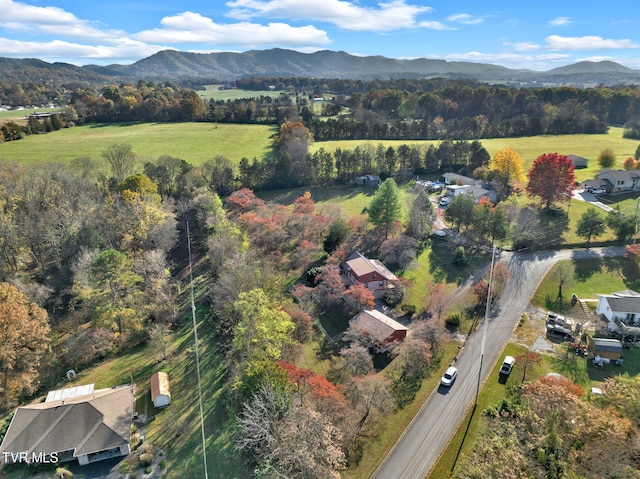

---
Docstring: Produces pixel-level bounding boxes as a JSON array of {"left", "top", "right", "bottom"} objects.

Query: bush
[
  {"left": 138, "top": 443, "right": 155, "bottom": 467},
  {"left": 401, "top": 304, "right": 417, "bottom": 318},
  {"left": 445, "top": 313, "right": 461, "bottom": 329}
]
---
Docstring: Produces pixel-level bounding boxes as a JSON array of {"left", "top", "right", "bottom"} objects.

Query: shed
[
  {"left": 150, "top": 372, "right": 171, "bottom": 408},
  {"left": 588, "top": 337, "right": 623, "bottom": 360},
  {"left": 567, "top": 154, "right": 589, "bottom": 169}
]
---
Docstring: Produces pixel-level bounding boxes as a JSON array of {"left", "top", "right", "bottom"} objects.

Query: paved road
[{"left": 371, "top": 246, "right": 626, "bottom": 479}]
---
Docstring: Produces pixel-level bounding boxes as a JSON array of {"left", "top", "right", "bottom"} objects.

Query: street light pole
[{"left": 475, "top": 243, "right": 496, "bottom": 405}]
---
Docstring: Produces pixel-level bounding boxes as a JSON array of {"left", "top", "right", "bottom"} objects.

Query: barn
[{"left": 150, "top": 372, "right": 171, "bottom": 408}]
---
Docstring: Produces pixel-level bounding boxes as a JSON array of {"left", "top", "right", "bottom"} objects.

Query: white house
[{"left": 596, "top": 290, "right": 640, "bottom": 339}]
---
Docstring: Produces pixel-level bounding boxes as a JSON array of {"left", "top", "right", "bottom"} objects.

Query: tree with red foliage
[
  {"left": 282, "top": 305, "right": 314, "bottom": 343},
  {"left": 225, "top": 187, "right": 266, "bottom": 216},
  {"left": 293, "top": 191, "right": 315, "bottom": 214},
  {"left": 624, "top": 244, "right": 640, "bottom": 275},
  {"left": 342, "top": 283, "right": 375, "bottom": 314},
  {"left": 516, "top": 351, "right": 542, "bottom": 384},
  {"left": 526, "top": 153, "right": 576, "bottom": 210},
  {"left": 314, "top": 264, "right": 347, "bottom": 308}
]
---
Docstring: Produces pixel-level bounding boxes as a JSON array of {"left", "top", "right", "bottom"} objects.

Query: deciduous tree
[
  {"left": 102, "top": 143, "right": 137, "bottom": 182},
  {"left": 0, "top": 282, "right": 51, "bottom": 407},
  {"left": 490, "top": 147, "right": 525, "bottom": 192},
  {"left": 232, "top": 288, "right": 295, "bottom": 362},
  {"left": 598, "top": 148, "right": 616, "bottom": 168},
  {"left": 408, "top": 187, "right": 435, "bottom": 239},
  {"left": 526, "top": 153, "right": 576, "bottom": 210}
]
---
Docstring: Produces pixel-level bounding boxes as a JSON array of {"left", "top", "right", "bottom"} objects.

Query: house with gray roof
[
  {"left": 567, "top": 154, "right": 589, "bottom": 169},
  {"left": 596, "top": 290, "right": 640, "bottom": 340},
  {"left": 592, "top": 169, "right": 640, "bottom": 194},
  {"left": 0, "top": 384, "right": 135, "bottom": 466}
]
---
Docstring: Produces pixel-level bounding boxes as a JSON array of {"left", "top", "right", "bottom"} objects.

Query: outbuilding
[
  {"left": 150, "top": 372, "right": 171, "bottom": 408},
  {"left": 588, "top": 337, "right": 623, "bottom": 361}
]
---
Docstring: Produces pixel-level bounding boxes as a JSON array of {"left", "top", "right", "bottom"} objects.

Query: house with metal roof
[
  {"left": 350, "top": 309, "right": 408, "bottom": 352},
  {"left": 343, "top": 251, "right": 398, "bottom": 298},
  {"left": 0, "top": 384, "right": 135, "bottom": 466}
]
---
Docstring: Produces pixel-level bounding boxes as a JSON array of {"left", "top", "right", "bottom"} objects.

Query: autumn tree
[
  {"left": 102, "top": 143, "right": 137, "bottom": 182},
  {"left": 598, "top": 148, "right": 616, "bottom": 168},
  {"left": 83, "top": 248, "right": 144, "bottom": 335},
  {"left": 343, "top": 283, "right": 375, "bottom": 314},
  {"left": 623, "top": 157, "right": 638, "bottom": 170},
  {"left": 0, "top": 282, "right": 51, "bottom": 408},
  {"left": 576, "top": 207, "right": 606, "bottom": 246},
  {"left": 490, "top": 147, "right": 525, "bottom": 195},
  {"left": 526, "top": 153, "right": 576, "bottom": 210},
  {"left": 424, "top": 280, "right": 449, "bottom": 320},
  {"left": 368, "top": 178, "right": 402, "bottom": 239},
  {"left": 232, "top": 288, "right": 295, "bottom": 362}
]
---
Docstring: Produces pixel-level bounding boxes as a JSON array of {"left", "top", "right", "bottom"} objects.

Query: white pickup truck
[{"left": 499, "top": 356, "right": 515, "bottom": 375}]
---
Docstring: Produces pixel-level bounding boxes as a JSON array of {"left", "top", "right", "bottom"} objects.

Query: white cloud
[
  {"left": 446, "top": 13, "right": 483, "bottom": 25},
  {"left": 442, "top": 51, "right": 570, "bottom": 70},
  {"left": 135, "top": 12, "right": 330, "bottom": 46},
  {"left": 548, "top": 16, "right": 572, "bottom": 27},
  {"left": 225, "top": 0, "right": 437, "bottom": 31},
  {"left": 511, "top": 42, "right": 541, "bottom": 52},
  {"left": 545, "top": 35, "right": 638, "bottom": 50},
  {"left": 0, "top": 37, "right": 163, "bottom": 62}
]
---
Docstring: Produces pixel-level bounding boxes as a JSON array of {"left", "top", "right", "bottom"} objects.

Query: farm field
[
  {"left": 312, "top": 126, "right": 640, "bottom": 183},
  {"left": 0, "top": 122, "right": 276, "bottom": 166},
  {"left": 197, "top": 85, "right": 295, "bottom": 101}
]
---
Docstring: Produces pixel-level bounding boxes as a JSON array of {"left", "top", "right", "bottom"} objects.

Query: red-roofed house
[
  {"left": 344, "top": 252, "right": 398, "bottom": 298},
  {"left": 351, "top": 309, "right": 408, "bottom": 352}
]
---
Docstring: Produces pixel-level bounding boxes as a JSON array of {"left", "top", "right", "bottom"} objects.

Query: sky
[{"left": 1, "top": 0, "right": 639, "bottom": 71}]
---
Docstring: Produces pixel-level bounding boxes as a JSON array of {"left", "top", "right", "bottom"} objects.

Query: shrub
[{"left": 445, "top": 313, "right": 461, "bottom": 329}]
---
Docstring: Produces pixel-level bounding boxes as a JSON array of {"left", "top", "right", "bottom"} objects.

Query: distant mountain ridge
[{"left": 3, "top": 49, "right": 640, "bottom": 86}]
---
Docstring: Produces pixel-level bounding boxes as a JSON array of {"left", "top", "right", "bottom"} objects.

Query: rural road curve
[{"left": 371, "top": 245, "right": 627, "bottom": 479}]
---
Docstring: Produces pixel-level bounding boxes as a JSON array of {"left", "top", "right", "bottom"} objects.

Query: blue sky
[{"left": 1, "top": 0, "right": 639, "bottom": 70}]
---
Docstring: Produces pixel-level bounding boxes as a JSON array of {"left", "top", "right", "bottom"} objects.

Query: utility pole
[
  {"left": 634, "top": 197, "right": 640, "bottom": 246},
  {"left": 475, "top": 243, "right": 497, "bottom": 405}
]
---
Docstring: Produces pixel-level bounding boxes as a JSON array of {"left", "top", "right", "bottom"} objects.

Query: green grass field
[
  {"left": 197, "top": 85, "right": 294, "bottom": 102},
  {"left": 0, "top": 122, "right": 276, "bottom": 166},
  {"left": 311, "top": 126, "right": 640, "bottom": 183}
]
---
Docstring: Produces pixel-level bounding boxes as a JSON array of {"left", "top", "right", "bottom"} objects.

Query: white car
[
  {"left": 441, "top": 366, "right": 458, "bottom": 387},
  {"left": 433, "top": 230, "right": 447, "bottom": 238},
  {"left": 591, "top": 188, "right": 606, "bottom": 195},
  {"left": 499, "top": 356, "right": 515, "bottom": 375},
  {"left": 439, "top": 196, "right": 452, "bottom": 206}
]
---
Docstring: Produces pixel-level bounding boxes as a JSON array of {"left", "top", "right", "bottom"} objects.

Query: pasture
[
  {"left": 197, "top": 85, "right": 294, "bottom": 102},
  {"left": 312, "top": 126, "right": 640, "bottom": 183},
  {"left": 0, "top": 122, "right": 276, "bottom": 166}
]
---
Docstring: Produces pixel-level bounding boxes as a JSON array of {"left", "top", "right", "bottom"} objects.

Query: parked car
[
  {"left": 499, "top": 356, "right": 515, "bottom": 375},
  {"left": 441, "top": 366, "right": 458, "bottom": 387},
  {"left": 587, "top": 187, "right": 606, "bottom": 195},
  {"left": 439, "top": 196, "right": 452, "bottom": 206},
  {"left": 432, "top": 230, "right": 447, "bottom": 238}
]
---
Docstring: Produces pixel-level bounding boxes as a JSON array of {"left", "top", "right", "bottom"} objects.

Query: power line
[{"left": 187, "top": 221, "right": 209, "bottom": 479}]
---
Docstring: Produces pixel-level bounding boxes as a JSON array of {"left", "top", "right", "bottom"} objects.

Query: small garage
[
  {"left": 588, "top": 337, "right": 623, "bottom": 361},
  {"left": 150, "top": 372, "right": 171, "bottom": 408}
]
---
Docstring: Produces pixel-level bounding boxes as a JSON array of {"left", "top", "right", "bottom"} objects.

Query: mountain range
[{"left": 3, "top": 49, "right": 640, "bottom": 87}]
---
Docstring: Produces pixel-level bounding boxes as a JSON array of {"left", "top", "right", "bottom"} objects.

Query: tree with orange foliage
[
  {"left": 343, "top": 283, "right": 375, "bottom": 314},
  {"left": 0, "top": 282, "right": 51, "bottom": 408},
  {"left": 623, "top": 157, "right": 638, "bottom": 170}
]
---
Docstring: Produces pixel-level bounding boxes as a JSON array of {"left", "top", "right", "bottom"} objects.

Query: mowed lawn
[
  {"left": 0, "top": 122, "right": 277, "bottom": 166},
  {"left": 312, "top": 126, "right": 640, "bottom": 183}
]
